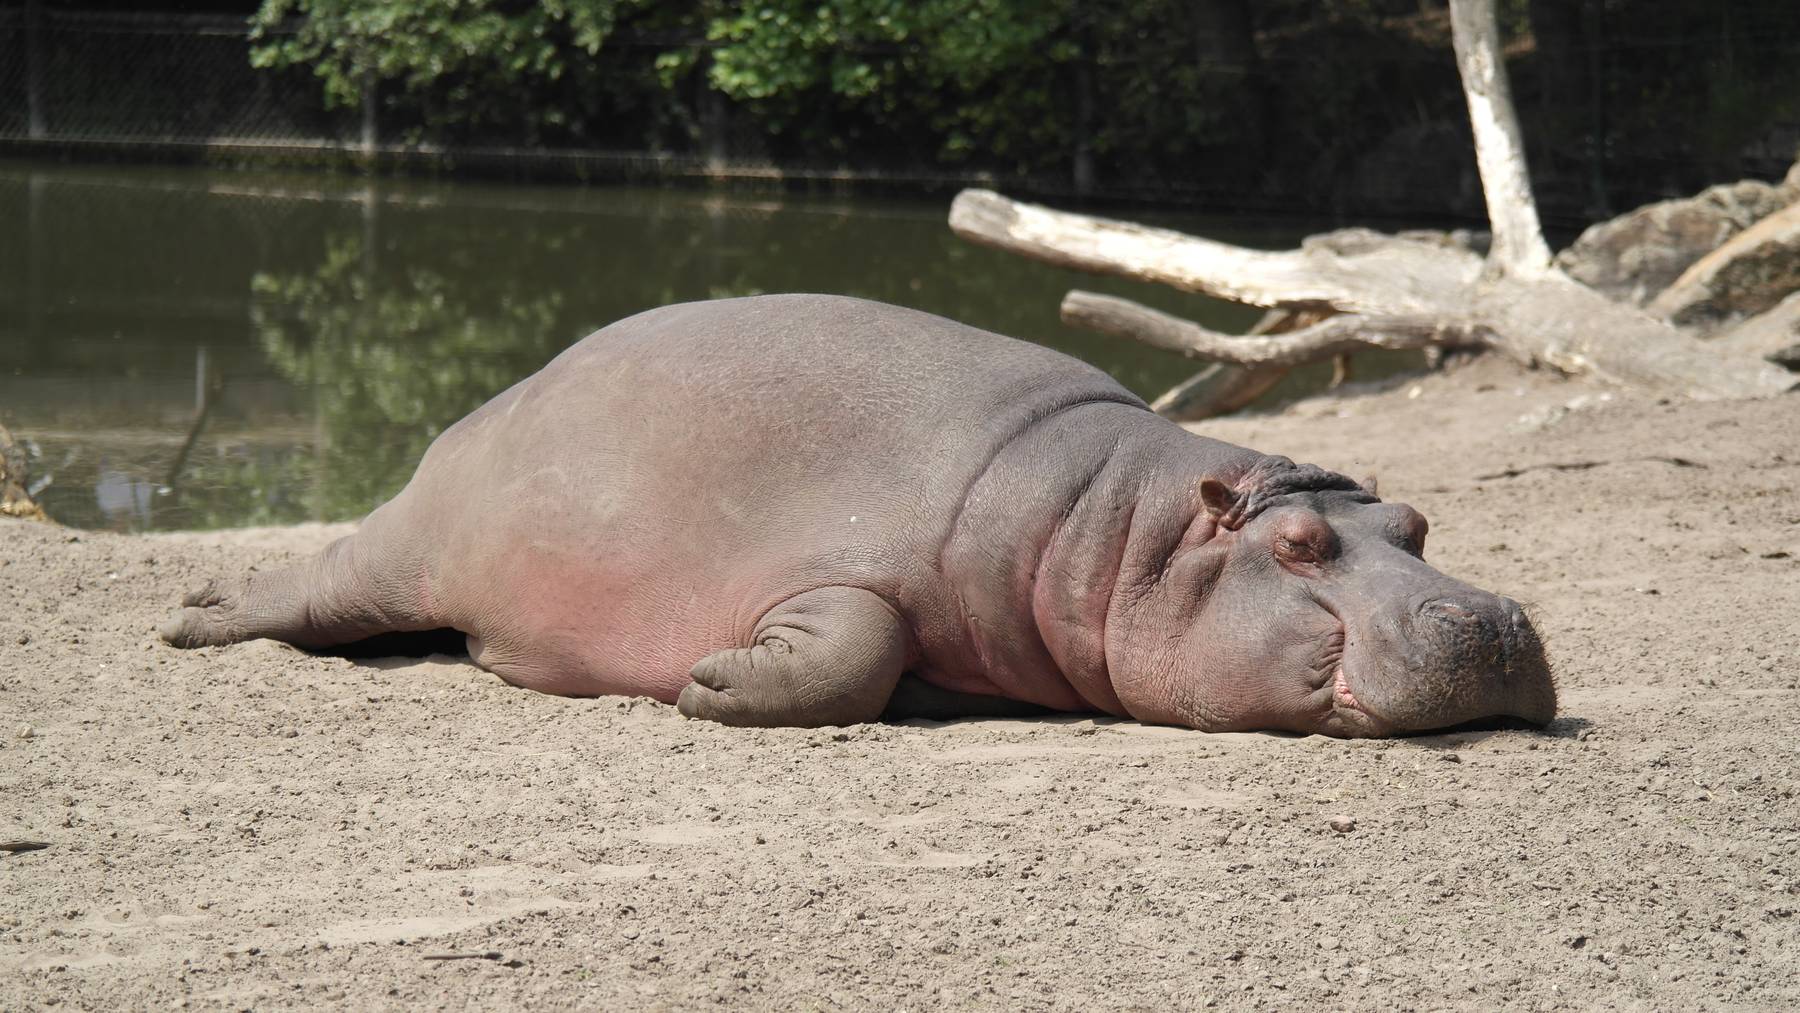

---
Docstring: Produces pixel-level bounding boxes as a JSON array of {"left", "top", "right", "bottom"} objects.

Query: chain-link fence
[
  {"left": 0, "top": 9, "right": 358, "bottom": 150},
  {"left": 0, "top": 7, "right": 983, "bottom": 190}
]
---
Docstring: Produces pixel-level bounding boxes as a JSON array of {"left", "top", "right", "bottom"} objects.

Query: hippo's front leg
[{"left": 677, "top": 586, "right": 909, "bottom": 728}]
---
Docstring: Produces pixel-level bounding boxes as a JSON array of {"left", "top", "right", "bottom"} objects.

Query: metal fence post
[
  {"left": 361, "top": 70, "right": 377, "bottom": 156},
  {"left": 26, "top": 171, "right": 45, "bottom": 344},
  {"left": 25, "top": 0, "right": 46, "bottom": 139}
]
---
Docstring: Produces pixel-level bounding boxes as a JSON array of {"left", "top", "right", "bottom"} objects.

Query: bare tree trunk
[
  {"left": 25, "top": 0, "right": 46, "bottom": 140},
  {"left": 1449, "top": 0, "right": 1552, "bottom": 275}
]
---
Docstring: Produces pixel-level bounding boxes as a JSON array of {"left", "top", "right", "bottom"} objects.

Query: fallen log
[{"left": 953, "top": 190, "right": 1794, "bottom": 401}]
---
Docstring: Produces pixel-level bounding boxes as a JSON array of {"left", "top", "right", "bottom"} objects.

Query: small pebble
[
  {"left": 1328, "top": 816, "right": 1357, "bottom": 834},
  {"left": 15, "top": 725, "right": 33, "bottom": 740}
]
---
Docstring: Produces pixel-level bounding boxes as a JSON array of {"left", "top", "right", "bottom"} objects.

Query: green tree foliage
[
  {"left": 248, "top": 0, "right": 1800, "bottom": 215},
  {"left": 248, "top": 0, "right": 1269, "bottom": 181},
  {"left": 692, "top": 0, "right": 1072, "bottom": 161},
  {"left": 250, "top": 0, "right": 683, "bottom": 142}
]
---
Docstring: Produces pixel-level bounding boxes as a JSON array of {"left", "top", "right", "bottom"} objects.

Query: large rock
[
  {"left": 1556, "top": 168, "right": 1800, "bottom": 305},
  {"left": 1647, "top": 203, "right": 1800, "bottom": 329}
]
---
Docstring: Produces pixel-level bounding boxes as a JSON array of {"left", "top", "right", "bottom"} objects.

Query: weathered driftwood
[
  {"left": 949, "top": 196, "right": 1479, "bottom": 315},
  {"left": 948, "top": 0, "right": 1796, "bottom": 410},
  {"left": 952, "top": 190, "right": 1794, "bottom": 401}
]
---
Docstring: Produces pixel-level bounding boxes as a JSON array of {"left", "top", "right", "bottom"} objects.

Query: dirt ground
[{"left": 3, "top": 356, "right": 1797, "bottom": 1011}]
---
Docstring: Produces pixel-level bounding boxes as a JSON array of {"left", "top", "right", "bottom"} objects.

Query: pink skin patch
[{"left": 1333, "top": 666, "right": 1362, "bottom": 712}]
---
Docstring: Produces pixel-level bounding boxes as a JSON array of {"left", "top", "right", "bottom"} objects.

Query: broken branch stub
[
  {"left": 1061, "top": 291, "right": 1491, "bottom": 367},
  {"left": 1149, "top": 308, "right": 1321, "bottom": 421}
]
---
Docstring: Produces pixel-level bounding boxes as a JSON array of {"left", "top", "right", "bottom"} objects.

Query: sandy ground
[{"left": 3, "top": 356, "right": 1798, "bottom": 1011}]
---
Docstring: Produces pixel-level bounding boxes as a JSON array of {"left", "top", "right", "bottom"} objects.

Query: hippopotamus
[{"left": 160, "top": 294, "right": 1555, "bottom": 736}]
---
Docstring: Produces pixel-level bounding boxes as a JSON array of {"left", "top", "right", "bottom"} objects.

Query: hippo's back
[
  {"left": 412, "top": 294, "right": 1145, "bottom": 698},
  {"left": 550, "top": 293, "right": 1141, "bottom": 460}
]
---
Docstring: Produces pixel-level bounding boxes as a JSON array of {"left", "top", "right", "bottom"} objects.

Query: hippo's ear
[
  {"left": 1199, "top": 478, "right": 1246, "bottom": 530},
  {"left": 1360, "top": 474, "right": 1379, "bottom": 497}
]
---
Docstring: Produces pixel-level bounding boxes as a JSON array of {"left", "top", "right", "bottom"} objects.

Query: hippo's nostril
[{"left": 1419, "top": 598, "right": 1481, "bottom": 624}]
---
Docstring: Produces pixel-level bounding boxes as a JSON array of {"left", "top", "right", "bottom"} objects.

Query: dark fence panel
[{"left": 1, "top": 6, "right": 1797, "bottom": 219}]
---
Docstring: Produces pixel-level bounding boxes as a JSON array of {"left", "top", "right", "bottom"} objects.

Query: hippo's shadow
[
  {"left": 323, "top": 628, "right": 470, "bottom": 660},
  {"left": 311, "top": 631, "right": 1587, "bottom": 743},
  {"left": 1391, "top": 713, "right": 1590, "bottom": 750},
  {"left": 890, "top": 711, "right": 1587, "bottom": 745}
]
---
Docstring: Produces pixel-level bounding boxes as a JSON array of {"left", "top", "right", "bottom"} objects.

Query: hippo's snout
[
  {"left": 1397, "top": 590, "right": 1510, "bottom": 669},
  {"left": 1353, "top": 588, "right": 1556, "bottom": 733}
]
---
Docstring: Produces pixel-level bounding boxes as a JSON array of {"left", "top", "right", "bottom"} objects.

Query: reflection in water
[
  {"left": 251, "top": 233, "right": 570, "bottom": 518},
  {"left": 1, "top": 159, "right": 1412, "bottom": 531},
  {"left": 94, "top": 463, "right": 157, "bottom": 529}
]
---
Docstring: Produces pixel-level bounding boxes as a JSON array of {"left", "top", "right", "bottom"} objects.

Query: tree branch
[
  {"left": 1148, "top": 309, "right": 1315, "bottom": 420},
  {"left": 1449, "top": 0, "right": 1553, "bottom": 274},
  {"left": 949, "top": 189, "right": 1478, "bottom": 315},
  {"left": 1060, "top": 291, "right": 1491, "bottom": 368}
]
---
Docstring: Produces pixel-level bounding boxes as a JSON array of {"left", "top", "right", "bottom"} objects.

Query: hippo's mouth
[
  {"left": 1309, "top": 609, "right": 1392, "bottom": 737},
  {"left": 1324, "top": 659, "right": 1393, "bottom": 737}
]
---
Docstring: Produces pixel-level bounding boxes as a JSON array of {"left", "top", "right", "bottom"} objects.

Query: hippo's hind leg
[
  {"left": 677, "top": 586, "right": 909, "bottom": 728},
  {"left": 160, "top": 508, "right": 432, "bottom": 651}
]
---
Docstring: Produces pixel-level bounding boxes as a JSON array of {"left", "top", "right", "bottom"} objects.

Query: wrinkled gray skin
[{"left": 161, "top": 295, "right": 1555, "bottom": 736}]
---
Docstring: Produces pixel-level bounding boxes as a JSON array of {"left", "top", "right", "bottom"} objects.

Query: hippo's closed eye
[{"left": 1272, "top": 511, "right": 1339, "bottom": 571}]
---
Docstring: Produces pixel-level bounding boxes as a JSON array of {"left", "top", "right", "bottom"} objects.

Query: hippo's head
[{"left": 1113, "top": 459, "right": 1555, "bottom": 737}]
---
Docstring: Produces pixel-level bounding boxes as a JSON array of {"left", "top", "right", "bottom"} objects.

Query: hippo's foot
[
  {"left": 159, "top": 528, "right": 432, "bottom": 652},
  {"left": 677, "top": 586, "right": 908, "bottom": 728},
  {"left": 158, "top": 577, "right": 258, "bottom": 648}
]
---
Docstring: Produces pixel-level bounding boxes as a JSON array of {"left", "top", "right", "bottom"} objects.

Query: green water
[{"left": 0, "top": 159, "right": 1394, "bottom": 532}]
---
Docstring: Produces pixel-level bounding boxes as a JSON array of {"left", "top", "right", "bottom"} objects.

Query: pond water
[{"left": 1, "top": 159, "right": 1417, "bottom": 532}]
